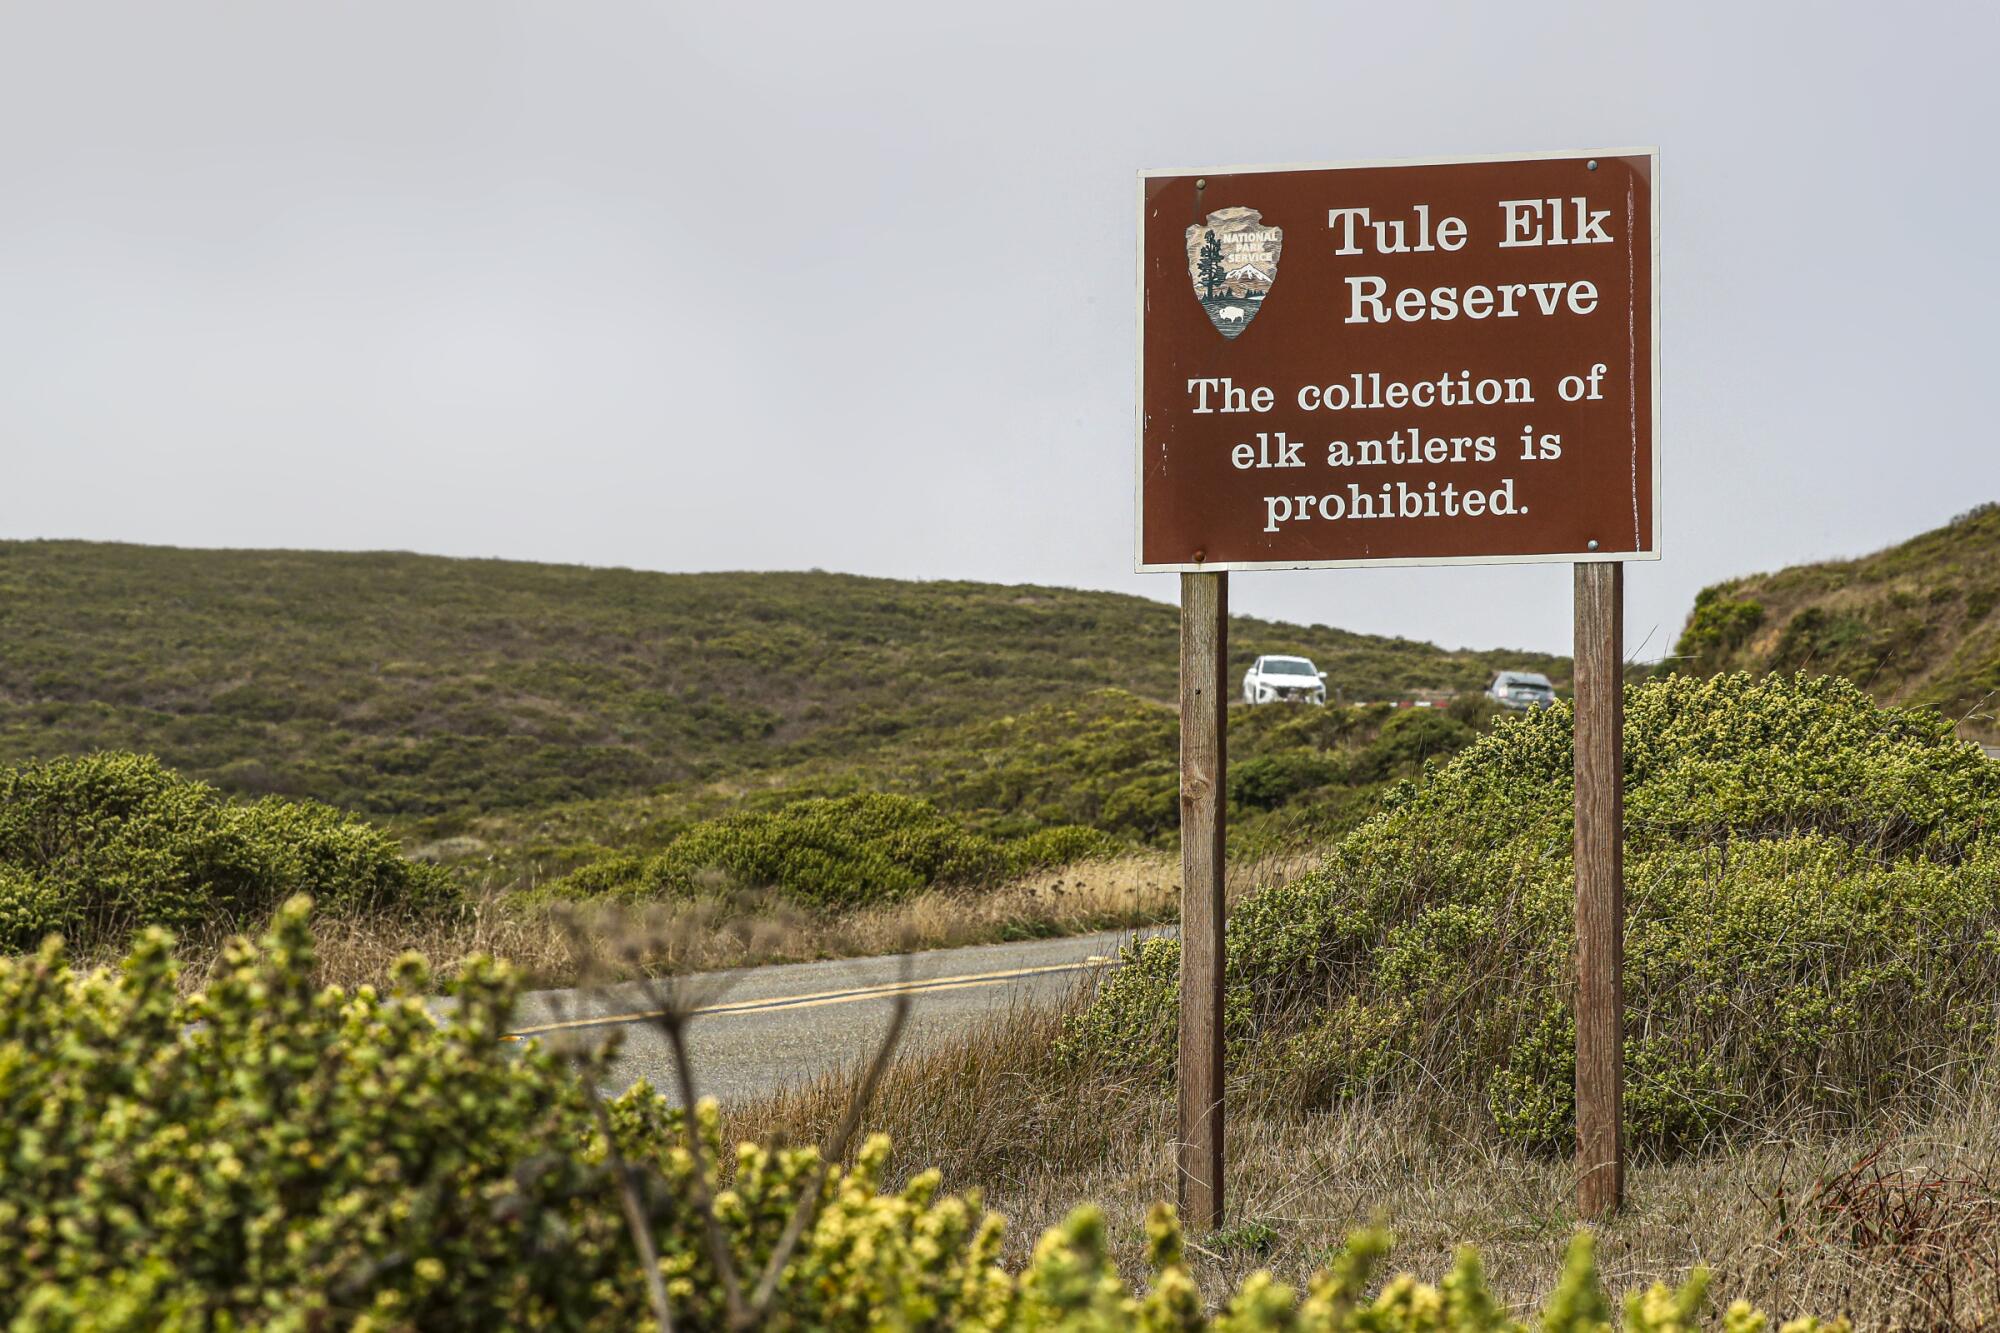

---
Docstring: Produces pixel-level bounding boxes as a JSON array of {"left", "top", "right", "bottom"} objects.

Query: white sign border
[{"left": 1133, "top": 146, "right": 1661, "bottom": 574}]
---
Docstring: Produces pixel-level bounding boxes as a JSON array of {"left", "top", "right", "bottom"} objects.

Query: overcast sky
[{"left": 3, "top": 2, "right": 1994, "bottom": 656}]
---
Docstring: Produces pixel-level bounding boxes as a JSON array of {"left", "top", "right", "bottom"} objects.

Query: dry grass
[
  {"left": 97, "top": 896, "right": 593, "bottom": 998},
  {"left": 113, "top": 851, "right": 1319, "bottom": 996},
  {"left": 728, "top": 990, "right": 2000, "bottom": 1330}
]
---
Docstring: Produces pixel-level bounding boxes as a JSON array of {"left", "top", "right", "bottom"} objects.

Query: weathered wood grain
[
  {"left": 1573, "top": 561, "right": 1625, "bottom": 1219},
  {"left": 1178, "top": 571, "right": 1228, "bottom": 1228}
]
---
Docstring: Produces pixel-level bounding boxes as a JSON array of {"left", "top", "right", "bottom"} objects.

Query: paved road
[
  {"left": 1985, "top": 744, "right": 2000, "bottom": 760},
  {"left": 496, "top": 926, "right": 1168, "bottom": 1104}
]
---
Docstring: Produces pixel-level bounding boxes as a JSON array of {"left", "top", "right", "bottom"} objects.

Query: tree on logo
[{"left": 1198, "top": 230, "right": 1224, "bottom": 301}]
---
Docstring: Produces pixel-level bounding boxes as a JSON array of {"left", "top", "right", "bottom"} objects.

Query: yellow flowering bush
[
  {"left": 0, "top": 903, "right": 1842, "bottom": 1330},
  {"left": 1071, "top": 673, "right": 2000, "bottom": 1153}
]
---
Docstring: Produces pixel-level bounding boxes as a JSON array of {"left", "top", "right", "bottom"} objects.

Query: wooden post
[
  {"left": 1573, "top": 561, "right": 1625, "bottom": 1219},
  {"left": 1178, "top": 571, "right": 1227, "bottom": 1229}
]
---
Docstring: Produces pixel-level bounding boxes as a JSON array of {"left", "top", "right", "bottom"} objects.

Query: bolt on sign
[{"left": 1136, "top": 149, "right": 1658, "bottom": 571}]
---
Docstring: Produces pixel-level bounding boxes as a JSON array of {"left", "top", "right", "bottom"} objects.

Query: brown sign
[{"left": 1137, "top": 149, "right": 1658, "bottom": 571}]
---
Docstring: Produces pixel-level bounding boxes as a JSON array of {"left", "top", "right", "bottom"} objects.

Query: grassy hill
[
  {"left": 1673, "top": 503, "right": 2000, "bottom": 737},
  {"left": 0, "top": 542, "right": 1565, "bottom": 856}
]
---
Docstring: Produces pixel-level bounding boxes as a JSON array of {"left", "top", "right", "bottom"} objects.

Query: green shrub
[
  {"left": 1231, "top": 752, "right": 1348, "bottom": 811},
  {"left": 0, "top": 751, "right": 455, "bottom": 952},
  {"left": 1070, "top": 673, "right": 2000, "bottom": 1155},
  {"left": 1673, "top": 586, "right": 1766, "bottom": 668},
  {"left": 544, "top": 851, "right": 651, "bottom": 897},
  {"left": 0, "top": 905, "right": 1841, "bottom": 1330},
  {"left": 648, "top": 793, "right": 1003, "bottom": 906},
  {"left": 498, "top": 683, "right": 1519, "bottom": 894},
  {"left": 1003, "top": 822, "right": 1123, "bottom": 872},
  {"left": 0, "top": 864, "right": 66, "bottom": 950},
  {"left": 551, "top": 792, "right": 1112, "bottom": 910},
  {"left": 1224, "top": 707, "right": 1476, "bottom": 814},
  {"left": 1096, "top": 769, "right": 1181, "bottom": 840},
  {"left": 1352, "top": 707, "right": 1475, "bottom": 781}
]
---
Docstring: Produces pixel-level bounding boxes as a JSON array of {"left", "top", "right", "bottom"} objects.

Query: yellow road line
[{"left": 502, "top": 955, "right": 1120, "bottom": 1040}]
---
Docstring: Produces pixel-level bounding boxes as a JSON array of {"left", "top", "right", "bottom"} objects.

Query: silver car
[{"left": 1487, "top": 670, "right": 1556, "bottom": 710}]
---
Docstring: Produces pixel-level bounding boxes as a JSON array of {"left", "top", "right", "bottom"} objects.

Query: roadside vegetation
[
  {"left": 726, "top": 674, "right": 2000, "bottom": 1327},
  {"left": 525, "top": 690, "right": 1490, "bottom": 896},
  {"left": 534, "top": 792, "right": 1119, "bottom": 908},
  {"left": 0, "top": 901, "right": 1843, "bottom": 1329},
  {"left": 3, "top": 692, "right": 1498, "bottom": 987},
  {"left": 740, "top": 992, "right": 1982, "bottom": 1328},
  {"left": 1069, "top": 672, "right": 2000, "bottom": 1154},
  {"left": 0, "top": 752, "right": 454, "bottom": 957}
]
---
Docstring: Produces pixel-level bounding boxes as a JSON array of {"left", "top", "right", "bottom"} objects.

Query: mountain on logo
[{"left": 1186, "top": 207, "right": 1282, "bottom": 340}]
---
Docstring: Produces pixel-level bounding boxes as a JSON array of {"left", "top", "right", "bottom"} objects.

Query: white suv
[{"left": 1242, "top": 655, "right": 1327, "bottom": 705}]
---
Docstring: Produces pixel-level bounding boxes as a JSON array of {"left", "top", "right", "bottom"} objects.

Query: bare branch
[
  {"left": 550, "top": 910, "right": 754, "bottom": 1328},
  {"left": 541, "top": 931, "right": 675, "bottom": 1331},
  {"left": 743, "top": 954, "right": 915, "bottom": 1323},
  {"left": 549, "top": 904, "right": 921, "bottom": 1332},
  {"left": 581, "top": 1072, "right": 675, "bottom": 1333},
  {"left": 658, "top": 1004, "right": 753, "bottom": 1328}
]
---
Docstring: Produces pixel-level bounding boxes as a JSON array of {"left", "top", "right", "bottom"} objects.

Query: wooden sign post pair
[
  {"left": 1139, "top": 150, "right": 1658, "bottom": 1227},
  {"left": 1174, "top": 565, "right": 1623, "bottom": 1224}
]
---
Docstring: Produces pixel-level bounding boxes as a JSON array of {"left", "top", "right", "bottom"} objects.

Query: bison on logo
[{"left": 1186, "top": 207, "right": 1281, "bottom": 340}]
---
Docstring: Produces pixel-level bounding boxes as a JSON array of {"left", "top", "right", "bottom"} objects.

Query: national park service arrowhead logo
[{"left": 1186, "top": 207, "right": 1282, "bottom": 339}]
